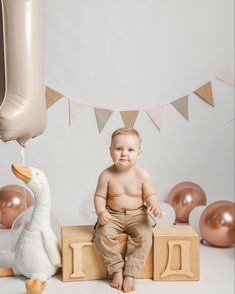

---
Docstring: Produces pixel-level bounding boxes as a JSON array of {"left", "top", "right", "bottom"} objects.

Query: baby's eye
[
  {"left": 116, "top": 147, "right": 121, "bottom": 151},
  {"left": 129, "top": 148, "right": 134, "bottom": 152}
]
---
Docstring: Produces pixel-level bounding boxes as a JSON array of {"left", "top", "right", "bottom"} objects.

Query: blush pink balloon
[
  {"left": 166, "top": 182, "right": 207, "bottom": 223},
  {"left": 200, "top": 200, "right": 235, "bottom": 248},
  {"left": 0, "top": 185, "right": 34, "bottom": 228}
]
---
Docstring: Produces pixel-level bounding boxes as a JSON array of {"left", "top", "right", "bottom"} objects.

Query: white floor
[{"left": 0, "top": 227, "right": 234, "bottom": 294}]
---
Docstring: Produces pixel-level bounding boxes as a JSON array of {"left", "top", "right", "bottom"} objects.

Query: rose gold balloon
[
  {"left": 0, "top": 185, "right": 34, "bottom": 228},
  {"left": 199, "top": 200, "right": 235, "bottom": 248},
  {"left": 166, "top": 182, "right": 207, "bottom": 223}
]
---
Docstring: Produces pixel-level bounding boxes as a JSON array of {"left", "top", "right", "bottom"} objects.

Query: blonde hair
[{"left": 111, "top": 127, "right": 141, "bottom": 145}]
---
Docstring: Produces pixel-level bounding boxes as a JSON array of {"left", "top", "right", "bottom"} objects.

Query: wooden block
[
  {"left": 153, "top": 225, "right": 199, "bottom": 281},
  {"left": 61, "top": 225, "right": 152, "bottom": 281},
  {"left": 61, "top": 225, "right": 107, "bottom": 281}
]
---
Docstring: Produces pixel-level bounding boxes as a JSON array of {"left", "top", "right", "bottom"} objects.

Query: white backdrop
[{"left": 0, "top": 0, "right": 234, "bottom": 226}]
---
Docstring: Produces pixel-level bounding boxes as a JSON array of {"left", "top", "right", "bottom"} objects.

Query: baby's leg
[
  {"left": 94, "top": 213, "right": 125, "bottom": 288},
  {"left": 124, "top": 210, "right": 152, "bottom": 288}
]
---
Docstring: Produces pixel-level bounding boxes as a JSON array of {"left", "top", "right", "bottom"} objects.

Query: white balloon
[
  {"left": 11, "top": 206, "right": 34, "bottom": 235},
  {"left": 189, "top": 205, "right": 207, "bottom": 234},
  {"left": 0, "top": 226, "right": 15, "bottom": 267},
  {"left": 150, "top": 202, "right": 176, "bottom": 226}
]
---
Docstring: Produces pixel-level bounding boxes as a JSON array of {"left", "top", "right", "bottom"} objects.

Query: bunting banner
[
  {"left": 194, "top": 81, "right": 214, "bottom": 106},
  {"left": 120, "top": 111, "right": 139, "bottom": 128},
  {"left": 146, "top": 106, "right": 164, "bottom": 131},
  {"left": 94, "top": 108, "right": 113, "bottom": 133},
  {"left": 68, "top": 99, "right": 87, "bottom": 126},
  {"left": 44, "top": 66, "right": 234, "bottom": 133},
  {"left": 215, "top": 67, "right": 235, "bottom": 87},
  {"left": 45, "top": 86, "right": 63, "bottom": 109},
  {"left": 171, "top": 96, "right": 189, "bottom": 121}
]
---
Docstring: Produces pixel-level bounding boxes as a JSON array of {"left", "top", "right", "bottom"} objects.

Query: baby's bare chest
[{"left": 108, "top": 174, "right": 142, "bottom": 197}]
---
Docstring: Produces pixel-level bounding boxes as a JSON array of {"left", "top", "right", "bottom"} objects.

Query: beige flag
[
  {"left": 171, "top": 96, "right": 189, "bottom": 120},
  {"left": 94, "top": 108, "right": 113, "bottom": 133},
  {"left": 194, "top": 81, "right": 215, "bottom": 106},
  {"left": 215, "top": 67, "right": 234, "bottom": 87},
  {"left": 120, "top": 111, "right": 139, "bottom": 128},
  {"left": 45, "top": 86, "right": 63, "bottom": 109},
  {"left": 146, "top": 106, "right": 164, "bottom": 131},
  {"left": 68, "top": 99, "right": 87, "bottom": 126}
]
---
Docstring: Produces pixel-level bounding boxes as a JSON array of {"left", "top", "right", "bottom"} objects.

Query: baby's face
[{"left": 110, "top": 134, "right": 142, "bottom": 168}]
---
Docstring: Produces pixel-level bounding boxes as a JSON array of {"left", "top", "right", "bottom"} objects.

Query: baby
[{"left": 94, "top": 127, "right": 163, "bottom": 292}]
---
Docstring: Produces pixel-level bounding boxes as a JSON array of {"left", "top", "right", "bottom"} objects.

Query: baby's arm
[
  {"left": 141, "top": 170, "right": 163, "bottom": 218},
  {"left": 94, "top": 171, "right": 111, "bottom": 225}
]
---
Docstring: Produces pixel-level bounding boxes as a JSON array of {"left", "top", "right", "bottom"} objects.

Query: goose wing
[{"left": 41, "top": 229, "right": 61, "bottom": 266}]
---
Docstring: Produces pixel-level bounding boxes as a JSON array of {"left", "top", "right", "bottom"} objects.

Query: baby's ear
[{"left": 138, "top": 148, "right": 143, "bottom": 156}]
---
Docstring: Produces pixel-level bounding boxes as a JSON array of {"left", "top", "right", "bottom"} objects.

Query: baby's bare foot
[
  {"left": 123, "top": 276, "right": 135, "bottom": 292},
  {"left": 110, "top": 271, "right": 123, "bottom": 290}
]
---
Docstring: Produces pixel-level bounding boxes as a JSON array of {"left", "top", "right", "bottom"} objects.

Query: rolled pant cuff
[
  {"left": 107, "top": 262, "right": 124, "bottom": 276},
  {"left": 123, "top": 266, "right": 142, "bottom": 278}
]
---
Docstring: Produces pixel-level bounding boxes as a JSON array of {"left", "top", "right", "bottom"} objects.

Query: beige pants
[{"left": 94, "top": 206, "right": 152, "bottom": 278}]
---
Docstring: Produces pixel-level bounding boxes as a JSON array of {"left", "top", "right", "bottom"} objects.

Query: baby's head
[{"left": 110, "top": 128, "right": 142, "bottom": 168}]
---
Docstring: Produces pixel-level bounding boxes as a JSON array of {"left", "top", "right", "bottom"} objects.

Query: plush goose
[{"left": 0, "top": 165, "right": 61, "bottom": 294}]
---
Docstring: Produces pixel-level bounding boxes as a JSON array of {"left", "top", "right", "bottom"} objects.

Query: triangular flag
[
  {"left": 45, "top": 86, "right": 63, "bottom": 109},
  {"left": 215, "top": 67, "right": 234, "bottom": 87},
  {"left": 146, "top": 106, "right": 164, "bottom": 131},
  {"left": 194, "top": 81, "right": 215, "bottom": 106},
  {"left": 94, "top": 108, "right": 113, "bottom": 133},
  {"left": 120, "top": 111, "right": 139, "bottom": 128},
  {"left": 68, "top": 99, "right": 87, "bottom": 126},
  {"left": 171, "top": 96, "right": 189, "bottom": 120}
]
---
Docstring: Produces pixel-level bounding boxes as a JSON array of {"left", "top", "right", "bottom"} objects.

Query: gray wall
[{"left": 0, "top": 0, "right": 234, "bottom": 226}]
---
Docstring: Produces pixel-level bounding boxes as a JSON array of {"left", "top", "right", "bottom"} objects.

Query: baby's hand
[
  {"left": 98, "top": 210, "right": 112, "bottom": 225},
  {"left": 147, "top": 205, "right": 163, "bottom": 218}
]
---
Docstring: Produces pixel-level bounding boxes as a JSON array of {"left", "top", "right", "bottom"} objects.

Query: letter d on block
[{"left": 161, "top": 240, "right": 194, "bottom": 278}]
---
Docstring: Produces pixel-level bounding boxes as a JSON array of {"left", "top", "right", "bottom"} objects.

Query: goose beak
[{"left": 11, "top": 165, "right": 32, "bottom": 183}]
